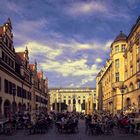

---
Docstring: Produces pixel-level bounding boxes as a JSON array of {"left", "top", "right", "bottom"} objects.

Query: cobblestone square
[{"left": 0, "top": 120, "right": 140, "bottom": 140}]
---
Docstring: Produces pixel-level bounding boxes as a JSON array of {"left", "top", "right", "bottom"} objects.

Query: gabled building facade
[{"left": 0, "top": 19, "right": 48, "bottom": 118}]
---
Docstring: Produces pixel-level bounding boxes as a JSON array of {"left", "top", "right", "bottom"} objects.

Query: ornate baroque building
[
  {"left": 0, "top": 19, "right": 48, "bottom": 118},
  {"left": 96, "top": 16, "right": 140, "bottom": 115},
  {"left": 49, "top": 88, "right": 96, "bottom": 114}
]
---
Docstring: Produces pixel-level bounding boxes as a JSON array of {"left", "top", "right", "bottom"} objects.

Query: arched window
[
  {"left": 137, "top": 80, "right": 140, "bottom": 89},
  {"left": 138, "top": 96, "right": 140, "bottom": 109},
  {"left": 126, "top": 98, "right": 131, "bottom": 107},
  {"left": 4, "top": 100, "right": 11, "bottom": 118},
  {"left": 124, "top": 86, "right": 128, "bottom": 93},
  {"left": 129, "top": 83, "right": 134, "bottom": 91}
]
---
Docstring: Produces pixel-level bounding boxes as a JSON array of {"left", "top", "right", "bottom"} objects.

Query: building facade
[
  {"left": 0, "top": 18, "right": 48, "bottom": 118},
  {"left": 49, "top": 88, "right": 96, "bottom": 114},
  {"left": 96, "top": 16, "right": 140, "bottom": 115}
]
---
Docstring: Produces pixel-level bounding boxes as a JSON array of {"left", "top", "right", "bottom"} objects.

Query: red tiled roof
[
  {"left": 37, "top": 71, "right": 43, "bottom": 79},
  {"left": 16, "top": 52, "right": 25, "bottom": 59},
  {"left": 29, "top": 64, "right": 35, "bottom": 71},
  {"left": 0, "top": 26, "right": 3, "bottom": 36},
  {"left": 15, "top": 52, "right": 25, "bottom": 65}
]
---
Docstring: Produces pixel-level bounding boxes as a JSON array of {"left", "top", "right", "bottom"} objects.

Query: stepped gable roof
[
  {"left": 15, "top": 52, "right": 25, "bottom": 65},
  {"left": 37, "top": 71, "right": 43, "bottom": 79},
  {"left": 114, "top": 31, "right": 127, "bottom": 42},
  {"left": 29, "top": 64, "right": 35, "bottom": 71}
]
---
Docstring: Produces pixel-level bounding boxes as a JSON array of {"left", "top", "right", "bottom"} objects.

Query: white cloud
[
  {"left": 76, "top": 76, "right": 96, "bottom": 87},
  {"left": 66, "top": 1, "right": 130, "bottom": 20},
  {"left": 95, "top": 58, "right": 103, "bottom": 63},
  {"left": 59, "top": 40, "right": 112, "bottom": 53},
  {"left": 15, "top": 41, "right": 63, "bottom": 60},
  {"left": 68, "top": 1, "right": 107, "bottom": 16},
  {"left": 41, "top": 58, "right": 99, "bottom": 77},
  {"left": 15, "top": 39, "right": 111, "bottom": 87}
]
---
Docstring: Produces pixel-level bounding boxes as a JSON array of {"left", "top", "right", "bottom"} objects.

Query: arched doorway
[
  {"left": 4, "top": 100, "right": 11, "bottom": 118},
  {"left": 138, "top": 96, "right": 140, "bottom": 113},
  {"left": 129, "top": 83, "right": 134, "bottom": 92},
  {"left": 18, "top": 102, "right": 22, "bottom": 112},
  {"left": 0, "top": 97, "right": 2, "bottom": 118},
  {"left": 22, "top": 103, "right": 26, "bottom": 113},
  {"left": 12, "top": 102, "right": 17, "bottom": 113},
  {"left": 126, "top": 98, "right": 131, "bottom": 107}
]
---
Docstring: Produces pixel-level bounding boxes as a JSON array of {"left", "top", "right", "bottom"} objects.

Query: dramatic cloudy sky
[{"left": 0, "top": 0, "right": 140, "bottom": 88}]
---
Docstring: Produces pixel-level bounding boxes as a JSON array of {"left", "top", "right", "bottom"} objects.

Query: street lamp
[
  {"left": 72, "top": 94, "right": 76, "bottom": 112},
  {"left": 120, "top": 85, "right": 126, "bottom": 115},
  {"left": 58, "top": 90, "right": 61, "bottom": 113},
  {"left": 12, "top": 86, "right": 16, "bottom": 114}
]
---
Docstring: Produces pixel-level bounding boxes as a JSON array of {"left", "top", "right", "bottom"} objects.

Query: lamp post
[
  {"left": 121, "top": 91, "right": 124, "bottom": 115},
  {"left": 12, "top": 86, "right": 16, "bottom": 114},
  {"left": 21, "top": 77, "right": 25, "bottom": 114},
  {"left": 72, "top": 94, "right": 76, "bottom": 112},
  {"left": 120, "top": 85, "right": 126, "bottom": 115},
  {"left": 58, "top": 90, "right": 61, "bottom": 113}
]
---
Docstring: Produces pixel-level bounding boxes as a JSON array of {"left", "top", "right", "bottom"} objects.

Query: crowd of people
[
  {"left": 0, "top": 111, "right": 53, "bottom": 135},
  {"left": 85, "top": 113, "right": 140, "bottom": 135},
  {"left": 53, "top": 112, "right": 80, "bottom": 133},
  {"left": 0, "top": 111, "right": 140, "bottom": 136}
]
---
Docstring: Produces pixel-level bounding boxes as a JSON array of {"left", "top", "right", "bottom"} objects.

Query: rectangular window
[
  {"left": 36, "top": 95, "right": 38, "bottom": 102},
  {"left": 0, "top": 77, "right": 1, "bottom": 91},
  {"left": 130, "top": 67, "right": 133, "bottom": 76},
  {"left": 9, "top": 81, "right": 12, "bottom": 94},
  {"left": 68, "top": 100, "right": 71, "bottom": 104},
  {"left": 2, "top": 51, "right": 4, "bottom": 60},
  {"left": 115, "top": 45, "right": 119, "bottom": 53},
  {"left": 137, "top": 61, "right": 140, "bottom": 72},
  {"left": 78, "top": 100, "right": 81, "bottom": 104},
  {"left": 115, "top": 72, "right": 119, "bottom": 82},
  {"left": 130, "top": 52, "right": 132, "bottom": 60},
  {"left": 27, "top": 92, "right": 29, "bottom": 100},
  {"left": 138, "top": 81, "right": 140, "bottom": 89},
  {"left": 121, "top": 44, "right": 126, "bottom": 52},
  {"left": 73, "top": 99, "right": 76, "bottom": 104},
  {"left": 17, "top": 86, "right": 20, "bottom": 97},
  {"left": 24, "top": 90, "right": 27, "bottom": 99},
  {"left": 4, "top": 79, "right": 8, "bottom": 93},
  {"left": 137, "top": 45, "right": 140, "bottom": 54},
  {"left": 64, "top": 100, "right": 66, "bottom": 104},
  {"left": 5, "top": 55, "right": 7, "bottom": 63},
  {"left": 12, "top": 83, "right": 16, "bottom": 96},
  {"left": 29, "top": 92, "right": 31, "bottom": 100},
  {"left": 115, "top": 59, "right": 119, "bottom": 69},
  {"left": 83, "top": 100, "right": 85, "bottom": 104},
  {"left": 125, "top": 71, "right": 128, "bottom": 79}
]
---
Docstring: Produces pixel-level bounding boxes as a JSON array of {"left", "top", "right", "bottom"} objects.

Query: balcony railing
[{"left": 112, "top": 81, "right": 124, "bottom": 89}]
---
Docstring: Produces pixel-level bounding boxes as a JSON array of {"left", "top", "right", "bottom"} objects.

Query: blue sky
[{"left": 0, "top": 0, "right": 140, "bottom": 88}]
